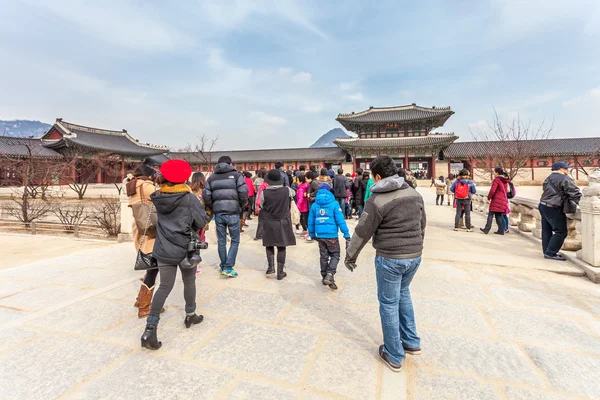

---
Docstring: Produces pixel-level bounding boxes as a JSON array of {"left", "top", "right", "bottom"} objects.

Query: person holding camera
[{"left": 141, "top": 159, "right": 209, "bottom": 350}]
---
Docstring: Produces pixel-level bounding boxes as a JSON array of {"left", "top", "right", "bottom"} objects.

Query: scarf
[
  {"left": 159, "top": 183, "right": 192, "bottom": 193},
  {"left": 126, "top": 176, "right": 153, "bottom": 197}
]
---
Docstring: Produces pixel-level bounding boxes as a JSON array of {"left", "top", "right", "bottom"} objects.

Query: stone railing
[{"left": 471, "top": 172, "right": 600, "bottom": 283}]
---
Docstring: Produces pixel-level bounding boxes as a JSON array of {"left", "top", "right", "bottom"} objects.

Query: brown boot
[
  {"left": 240, "top": 219, "right": 245, "bottom": 233},
  {"left": 134, "top": 274, "right": 147, "bottom": 307},
  {"left": 137, "top": 284, "right": 153, "bottom": 318}
]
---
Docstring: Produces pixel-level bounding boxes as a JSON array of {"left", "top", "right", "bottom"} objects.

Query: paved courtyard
[{"left": 0, "top": 188, "right": 599, "bottom": 399}]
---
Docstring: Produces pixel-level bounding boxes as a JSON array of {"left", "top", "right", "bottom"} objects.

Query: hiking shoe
[
  {"left": 544, "top": 254, "right": 566, "bottom": 261},
  {"left": 403, "top": 346, "right": 422, "bottom": 355},
  {"left": 378, "top": 345, "right": 402, "bottom": 372},
  {"left": 466, "top": 228, "right": 472, "bottom": 232},
  {"left": 453, "top": 228, "right": 459, "bottom": 231},
  {"left": 494, "top": 231, "right": 504, "bottom": 235},
  {"left": 480, "top": 228, "right": 489, "bottom": 234},
  {"left": 329, "top": 282, "right": 338, "bottom": 290},
  {"left": 321, "top": 277, "right": 328, "bottom": 285},
  {"left": 221, "top": 268, "right": 239, "bottom": 278},
  {"left": 323, "top": 273, "right": 334, "bottom": 286}
]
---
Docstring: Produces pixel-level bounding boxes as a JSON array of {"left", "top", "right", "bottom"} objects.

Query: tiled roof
[
  {"left": 0, "top": 137, "right": 62, "bottom": 158},
  {"left": 336, "top": 104, "right": 454, "bottom": 130},
  {"left": 42, "top": 119, "right": 168, "bottom": 156},
  {"left": 334, "top": 134, "right": 458, "bottom": 150},
  {"left": 444, "top": 138, "right": 600, "bottom": 158},
  {"left": 170, "top": 147, "right": 348, "bottom": 164}
]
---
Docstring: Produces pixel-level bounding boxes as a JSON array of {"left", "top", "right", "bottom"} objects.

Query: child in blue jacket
[{"left": 308, "top": 183, "right": 351, "bottom": 290}]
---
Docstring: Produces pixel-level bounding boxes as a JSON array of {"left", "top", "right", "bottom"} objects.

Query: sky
[{"left": 1, "top": 0, "right": 599, "bottom": 150}]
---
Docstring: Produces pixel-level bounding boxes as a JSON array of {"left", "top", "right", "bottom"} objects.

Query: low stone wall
[{"left": 471, "top": 172, "right": 600, "bottom": 283}]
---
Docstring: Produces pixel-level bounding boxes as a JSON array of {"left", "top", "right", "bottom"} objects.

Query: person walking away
[
  {"left": 253, "top": 169, "right": 265, "bottom": 211},
  {"left": 538, "top": 161, "right": 582, "bottom": 260},
  {"left": 352, "top": 168, "right": 364, "bottom": 214},
  {"left": 398, "top": 168, "right": 416, "bottom": 189},
  {"left": 480, "top": 168, "right": 510, "bottom": 235},
  {"left": 141, "top": 159, "right": 209, "bottom": 350},
  {"left": 296, "top": 173, "right": 310, "bottom": 238},
  {"left": 308, "top": 183, "right": 351, "bottom": 290},
  {"left": 203, "top": 156, "right": 249, "bottom": 278},
  {"left": 344, "top": 156, "right": 426, "bottom": 372},
  {"left": 128, "top": 165, "right": 160, "bottom": 318},
  {"left": 435, "top": 176, "right": 446, "bottom": 205},
  {"left": 317, "top": 168, "right": 333, "bottom": 186},
  {"left": 446, "top": 174, "right": 455, "bottom": 206},
  {"left": 244, "top": 172, "right": 255, "bottom": 220},
  {"left": 333, "top": 168, "right": 349, "bottom": 213},
  {"left": 260, "top": 169, "right": 296, "bottom": 280},
  {"left": 275, "top": 161, "right": 290, "bottom": 187},
  {"left": 305, "top": 171, "right": 320, "bottom": 242},
  {"left": 356, "top": 171, "right": 370, "bottom": 218},
  {"left": 295, "top": 165, "right": 307, "bottom": 178},
  {"left": 190, "top": 172, "right": 212, "bottom": 244},
  {"left": 501, "top": 172, "right": 515, "bottom": 233},
  {"left": 450, "top": 169, "right": 476, "bottom": 232},
  {"left": 254, "top": 170, "right": 269, "bottom": 241}
]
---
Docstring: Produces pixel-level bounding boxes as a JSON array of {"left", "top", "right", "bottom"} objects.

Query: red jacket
[
  {"left": 245, "top": 177, "right": 255, "bottom": 197},
  {"left": 488, "top": 176, "right": 510, "bottom": 213}
]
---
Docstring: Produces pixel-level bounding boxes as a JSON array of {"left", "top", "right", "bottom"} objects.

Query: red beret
[{"left": 160, "top": 159, "right": 192, "bottom": 184}]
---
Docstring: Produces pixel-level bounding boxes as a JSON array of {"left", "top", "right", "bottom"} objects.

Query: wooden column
[
  {"left": 575, "top": 157, "right": 579, "bottom": 180},
  {"left": 430, "top": 155, "right": 436, "bottom": 179},
  {"left": 531, "top": 158, "right": 535, "bottom": 181},
  {"left": 447, "top": 160, "right": 451, "bottom": 177},
  {"left": 404, "top": 151, "right": 409, "bottom": 171},
  {"left": 120, "top": 159, "right": 125, "bottom": 181},
  {"left": 97, "top": 169, "right": 102, "bottom": 184}
]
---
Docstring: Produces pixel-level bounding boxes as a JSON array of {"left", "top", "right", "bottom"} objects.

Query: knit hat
[
  {"left": 319, "top": 183, "right": 332, "bottom": 191},
  {"left": 160, "top": 159, "right": 192, "bottom": 184},
  {"left": 265, "top": 169, "right": 284, "bottom": 185}
]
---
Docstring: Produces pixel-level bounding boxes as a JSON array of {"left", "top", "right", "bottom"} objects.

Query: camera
[{"left": 187, "top": 239, "right": 208, "bottom": 252}]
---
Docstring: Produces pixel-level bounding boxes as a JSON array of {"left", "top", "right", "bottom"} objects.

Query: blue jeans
[
  {"left": 335, "top": 197, "right": 346, "bottom": 213},
  {"left": 375, "top": 255, "right": 421, "bottom": 365},
  {"left": 502, "top": 215, "right": 509, "bottom": 231},
  {"left": 215, "top": 213, "right": 241, "bottom": 270},
  {"left": 538, "top": 204, "right": 567, "bottom": 257},
  {"left": 358, "top": 205, "right": 364, "bottom": 218}
]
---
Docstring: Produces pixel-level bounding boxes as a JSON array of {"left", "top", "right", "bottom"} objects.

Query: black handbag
[
  {"left": 547, "top": 179, "right": 578, "bottom": 214},
  {"left": 134, "top": 202, "right": 158, "bottom": 271}
]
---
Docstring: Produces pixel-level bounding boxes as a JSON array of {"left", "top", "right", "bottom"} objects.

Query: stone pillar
[
  {"left": 508, "top": 201, "right": 520, "bottom": 227},
  {"left": 117, "top": 192, "right": 133, "bottom": 242},
  {"left": 519, "top": 206, "right": 536, "bottom": 233},
  {"left": 563, "top": 215, "right": 582, "bottom": 251},
  {"left": 578, "top": 171, "right": 600, "bottom": 266}
]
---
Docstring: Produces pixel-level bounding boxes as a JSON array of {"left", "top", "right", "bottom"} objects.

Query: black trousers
[
  {"left": 300, "top": 212, "right": 309, "bottom": 231},
  {"left": 539, "top": 204, "right": 568, "bottom": 256},
  {"left": 318, "top": 238, "right": 340, "bottom": 277},
  {"left": 254, "top": 214, "right": 263, "bottom": 239},
  {"left": 484, "top": 211, "right": 504, "bottom": 233},
  {"left": 266, "top": 246, "right": 286, "bottom": 264},
  {"left": 142, "top": 268, "right": 159, "bottom": 287},
  {"left": 455, "top": 199, "right": 471, "bottom": 228},
  {"left": 436, "top": 194, "right": 444, "bottom": 205}
]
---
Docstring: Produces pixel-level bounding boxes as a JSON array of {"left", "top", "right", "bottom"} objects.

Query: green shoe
[{"left": 221, "top": 268, "right": 239, "bottom": 278}]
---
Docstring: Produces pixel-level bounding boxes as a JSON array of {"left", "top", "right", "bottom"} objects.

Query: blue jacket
[
  {"left": 308, "top": 189, "right": 350, "bottom": 239},
  {"left": 450, "top": 178, "right": 477, "bottom": 198}
]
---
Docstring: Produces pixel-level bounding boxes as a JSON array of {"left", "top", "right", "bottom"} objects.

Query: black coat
[
  {"left": 333, "top": 175, "right": 349, "bottom": 198},
  {"left": 204, "top": 163, "right": 248, "bottom": 215},
  {"left": 260, "top": 186, "right": 296, "bottom": 247},
  {"left": 151, "top": 191, "right": 209, "bottom": 265},
  {"left": 353, "top": 176, "right": 365, "bottom": 205}
]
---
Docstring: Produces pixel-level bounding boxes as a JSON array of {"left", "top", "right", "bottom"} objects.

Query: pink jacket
[
  {"left": 296, "top": 182, "right": 309, "bottom": 212},
  {"left": 256, "top": 181, "right": 269, "bottom": 212}
]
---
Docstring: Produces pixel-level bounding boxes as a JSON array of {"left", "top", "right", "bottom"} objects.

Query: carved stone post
[
  {"left": 563, "top": 213, "right": 582, "bottom": 251},
  {"left": 578, "top": 171, "right": 600, "bottom": 266},
  {"left": 531, "top": 207, "right": 542, "bottom": 238},
  {"left": 117, "top": 183, "right": 133, "bottom": 242},
  {"left": 519, "top": 206, "right": 536, "bottom": 233},
  {"left": 508, "top": 200, "right": 520, "bottom": 226}
]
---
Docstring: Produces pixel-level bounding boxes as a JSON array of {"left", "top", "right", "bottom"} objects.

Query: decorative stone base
[{"left": 117, "top": 233, "right": 133, "bottom": 243}]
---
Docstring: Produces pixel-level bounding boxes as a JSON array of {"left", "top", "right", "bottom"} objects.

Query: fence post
[
  {"left": 31, "top": 221, "right": 36, "bottom": 235},
  {"left": 74, "top": 225, "right": 80, "bottom": 238}
]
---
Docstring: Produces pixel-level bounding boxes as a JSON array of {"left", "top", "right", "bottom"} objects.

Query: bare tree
[
  {"left": 90, "top": 197, "right": 121, "bottom": 236},
  {"left": 469, "top": 109, "right": 554, "bottom": 180},
  {"left": 59, "top": 149, "right": 120, "bottom": 200},
  {"left": 574, "top": 146, "right": 600, "bottom": 178},
  {"left": 52, "top": 203, "right": 88, "bottom": 231},
  {"left": 179, "top": 134, "right": 219, "bottom": 169}
]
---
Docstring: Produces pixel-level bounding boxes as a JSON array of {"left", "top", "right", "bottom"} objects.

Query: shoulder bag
[
  {"left": 134, "top": 202, "right": 158, "bottom": 271},
  {"left": 547, "top": 179, "right": 578, "bottom": 214},
  {"left": 131, "top": 184, "right": 158, "bottom": 237}
]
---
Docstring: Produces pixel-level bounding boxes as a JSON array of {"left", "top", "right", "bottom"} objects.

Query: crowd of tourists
[
  {"left": 126, "top": 155, "right": 426, "bottom": 372},
  {"left": 125, "top": 154, "right": 581, "bottom": 371}
]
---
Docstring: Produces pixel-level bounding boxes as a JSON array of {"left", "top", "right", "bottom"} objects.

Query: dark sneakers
[
  {"left": 323, "top": 273, "right": 334, "bottom": 286},
  {"left": 403, "top": 346, "right": 422, "bottom": 355},
  {"left": 184, "top": 314, "right": 204, "bottom": 328},
  {"left": 379, "top": 345, "right": 402, "bottom": 372},
  {"left": 544, "top": 254, "right": 567, "bottom": 261}
]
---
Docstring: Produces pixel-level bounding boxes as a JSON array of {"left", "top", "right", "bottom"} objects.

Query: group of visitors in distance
[
  {"left": 124, "top": 153, "right": 581, "bottom": 373},
  {"left": 431, "top": 161, "right": 582, "bottom": 261},
  {"left": 126, "top": 155, "right": 426, "bottom": 372}
]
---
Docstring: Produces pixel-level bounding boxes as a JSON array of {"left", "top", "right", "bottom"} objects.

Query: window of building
[
  {"left": 536, "top": 161, "right": 548, "bottom": 167},
  {"left": 202, "top": 166, "right": 209, "bottom": 172}
]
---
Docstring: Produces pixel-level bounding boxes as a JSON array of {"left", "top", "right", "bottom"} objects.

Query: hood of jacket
[
  {"left": 151, "top": 191, "right": 190, "bottom": 215},
  {"left": 457, "top": 178, "right": 472, "bottom": 184},
  {"left": 213, "top": 162, "right": 236, "bottom": 174},
  {"left": 315, "top": 188, "right": 336, "bottom": 206},
  {"left": 371, "top": 176, "right": 406, "bottom": 194},
  {"left": 496, "top": 176, "right": 510, "bottom": 183}
]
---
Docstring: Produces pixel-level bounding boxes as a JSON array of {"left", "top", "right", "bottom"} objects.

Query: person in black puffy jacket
[
  {"left": 141, "top": 159, "right": 209, "bottom": 351},
  {"left": 333, "top": 168, "right": 350, "bottom": 213},
  {"left": 203, "top": 156, "right": 248, "bottom": 278}
]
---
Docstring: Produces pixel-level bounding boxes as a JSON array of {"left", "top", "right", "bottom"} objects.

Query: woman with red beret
[{"left": 141, "top": 159, "right": 209, "bottom": 350}]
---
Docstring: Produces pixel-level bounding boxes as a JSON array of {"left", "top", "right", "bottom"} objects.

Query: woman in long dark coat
[{"left": 260, "top": 169, "right": 296, "bottom": 280}]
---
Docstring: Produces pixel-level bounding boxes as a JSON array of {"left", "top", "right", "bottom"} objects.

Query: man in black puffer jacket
[{"left": 203, "top": 156, "right": 248, "bottom": 277}]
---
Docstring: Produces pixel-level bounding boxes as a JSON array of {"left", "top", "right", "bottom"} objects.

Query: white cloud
[
  {"left": 563, "top": 86, "right": 600, "bottom": 107},
  {"left": 249, "top": 111, "right": 287, "bottom": 125},
  {"left": 292, "top": 72, "right": 312, "bottom": 84},
  {"left": 346, "top": 92, "right": 364, "bottom": 101},
  {"left": 340, "top": 81, "right": 359, "bottom": 91},
  {"left": 304, "top": 104, "right": 323, "bottom": 113},
  {"left": 468, "top": 120, "right": 488, "bottom": 133},
  {"left": 278, "top": 67, "right": 293, "bottom": 75}
]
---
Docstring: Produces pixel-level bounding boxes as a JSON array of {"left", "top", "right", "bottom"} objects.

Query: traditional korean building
[{"left": 334, "top": 104, "right": 457, "bottom": 178}]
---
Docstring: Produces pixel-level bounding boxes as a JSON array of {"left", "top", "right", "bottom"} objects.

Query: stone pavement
[{"left": 0, "top": 187, "right": 599, "bottom": 400}]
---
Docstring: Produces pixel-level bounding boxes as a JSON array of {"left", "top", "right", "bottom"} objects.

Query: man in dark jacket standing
[
  {"left": 345, "top": 156, "right": 426, "bottom": 373},
  {"left": 538, "top": 161, "right": 582, "bottom": 261},
  {"left": 333, "top": 168, "right": 349, "bottom": 212},
  {"left": 275, "top": 161, "right": 290, "bottom": 187},
  {"left": 203, "top": 156, "right": 248, "bottom": 277}
]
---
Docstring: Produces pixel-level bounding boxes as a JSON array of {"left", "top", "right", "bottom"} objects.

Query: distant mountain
[
  {"left": 310, "top": 128, "right": 351, "bottom": 148},
  {"left": 0, "top": 120, "right": 51, "bottom": 138}
]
